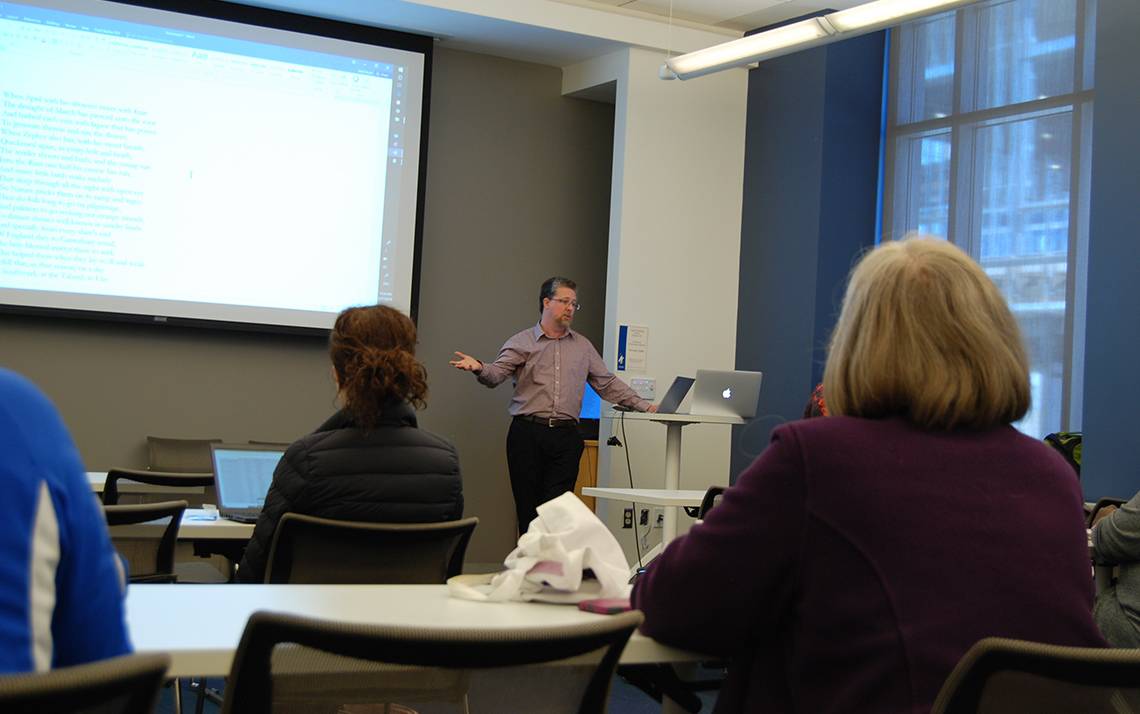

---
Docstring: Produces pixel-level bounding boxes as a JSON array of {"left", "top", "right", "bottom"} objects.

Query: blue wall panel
[
  {"left": 732, "top": 32, "right": 885, "bottom": 478},
  {"left": 1082, "top": 2, "right": 1140, "bottom": 498}
]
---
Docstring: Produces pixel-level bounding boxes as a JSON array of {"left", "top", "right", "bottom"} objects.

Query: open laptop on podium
[
  {"left": 610, "top": 371, "right": 762, "bottom": 418},
  {"left": 690, "top": 369, "right": 764, "bottom": 418},
  {"left": 611, "top": 376, "right": 694, "bottom": 415},
  {"left": 654, "top": 376, "right": 696, "bottom": 414}
]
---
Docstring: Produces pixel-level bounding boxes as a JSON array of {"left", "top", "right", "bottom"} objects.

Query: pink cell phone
[{"left": 577, "top": 598, "right": 632, "bottom": 614}]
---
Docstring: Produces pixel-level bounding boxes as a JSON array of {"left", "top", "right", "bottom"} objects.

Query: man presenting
[{"left": 451, "top": 277, "right": 657, "bottom": 532}]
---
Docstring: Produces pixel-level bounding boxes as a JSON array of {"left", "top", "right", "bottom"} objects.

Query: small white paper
[{"left": 625, "top": 325, "right": 648, "bottom": 373}]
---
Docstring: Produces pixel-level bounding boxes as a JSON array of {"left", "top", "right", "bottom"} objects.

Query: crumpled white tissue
[{"left": 447, "top": 492, "right": 631, "bottom": 603}]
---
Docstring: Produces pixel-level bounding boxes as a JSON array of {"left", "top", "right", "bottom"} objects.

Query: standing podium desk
[{"left": 590, "top": 411, "right": 742, "bottom": 546}]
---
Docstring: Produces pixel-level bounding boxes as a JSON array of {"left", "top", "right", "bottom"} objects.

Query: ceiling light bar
[
  {"left": 666, "top": 17, "right": 832, "bottom": 80},
  {"left": 663, "top": 0, "right": 978, "bottom": 80}
]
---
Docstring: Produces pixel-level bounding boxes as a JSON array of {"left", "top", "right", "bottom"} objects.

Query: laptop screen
[
  {"left": 212, "top": 447, "right": 284, "bottom": 510},
  {"left": 657, "top": 376, "right": 696, "bottom": 414}
]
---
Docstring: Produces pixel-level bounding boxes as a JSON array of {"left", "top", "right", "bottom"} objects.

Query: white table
[
  {"left": 126, "top": 584, "right": 703, "bottom": 677},
  {"left": 583, "top": 488, "right": 708, "bottom": 568},
  {"left": 600, "top": 411, "right": 740, "bottom": 541},
  {"left": 88, "top": 471, "right": 205, "bottom": 496},
  {"left": 108, "top": 508, "right": 255, "bottom": 540},
  {"left": 583, "top": 488, "right": 706, "bottom": 508}
]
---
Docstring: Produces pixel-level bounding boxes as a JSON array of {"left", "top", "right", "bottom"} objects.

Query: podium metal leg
[{"left": 663, "top": 422, "right": 683, "bottom": 542}]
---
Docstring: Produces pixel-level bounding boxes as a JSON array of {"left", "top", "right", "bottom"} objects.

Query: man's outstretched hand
[{"left": 450, "top": 351, "right": 482, "bottom": 372}]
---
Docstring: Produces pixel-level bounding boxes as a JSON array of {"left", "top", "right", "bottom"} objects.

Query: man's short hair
[
  {"left": 822, "top": 236, "right": 1030, "bottom": 431},
  {"left": 539, "top": 277, "right": 577, "bottom": 314}
]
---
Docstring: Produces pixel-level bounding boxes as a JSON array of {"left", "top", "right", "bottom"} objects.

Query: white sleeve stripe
[
  {"left": 113, "top": 551, "right": 127, "bottom": 592},
  {"left": 30, "top": 481, "right": 61, "bottom": 672}
]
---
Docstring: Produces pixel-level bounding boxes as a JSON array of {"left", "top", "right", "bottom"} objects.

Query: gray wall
[
  {"left": 0, "top": 47, "right": 614, "bottom": 565},
  {"left": 1081, "top": 3, "right": 1140, "bottom": 498},
  {"left": 417, "top": 48, "right": 613, "bottom": 561}
]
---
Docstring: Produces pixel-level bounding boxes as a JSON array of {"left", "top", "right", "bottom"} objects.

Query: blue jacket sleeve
[
  {"left": 0, "top": 369, "right": 131, "bottom": 670},
  {"left": 50, "top": 466, "right": 133, "bottom": 667}
]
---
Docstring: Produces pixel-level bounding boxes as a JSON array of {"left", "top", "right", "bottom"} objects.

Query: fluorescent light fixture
[
  {"left": 667, "top": 18, "right": 831, "bottom": 80},
  {"left": 828, "top": 0, "right": 977, "bottom": 31},
  {"left": 664, "top": 0, "right": 978, "bottom": 80}
]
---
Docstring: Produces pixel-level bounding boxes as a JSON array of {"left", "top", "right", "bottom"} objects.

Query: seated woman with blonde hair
[
  {"left": 237, "top": 305, "right": 463, "bottom": 583},
  {"left": 632, "top": 238, "right": 1104, "bottom": 712}
]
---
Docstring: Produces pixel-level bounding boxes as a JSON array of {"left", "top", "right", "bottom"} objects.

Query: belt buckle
[{"left": 548, "top": 417, "right": 556, "bottom": 428}]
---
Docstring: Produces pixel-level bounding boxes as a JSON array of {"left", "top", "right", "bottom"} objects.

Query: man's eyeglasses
[{"left": 549, "top": 297, "right": 581, "bottom": 311}]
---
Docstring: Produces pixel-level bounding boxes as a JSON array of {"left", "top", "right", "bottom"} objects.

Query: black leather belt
[{"left": 515, "top": 414, "right": 579, "bottom": 428}]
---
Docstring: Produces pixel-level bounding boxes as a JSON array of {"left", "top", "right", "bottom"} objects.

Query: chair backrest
[
  {"left": 698, "top": 486, "right": 726, "bottom": 520},
  {"left": 1088, "top": 497, "right": 1127, "bottom": 528},
  {"left": 264, "top": 514, "right": 478, "bottom": 584},
  {"left": 0, "top": 652, "right": 170, "bottom": 714},
  {"left": 145, "top": 436, "right": 221, "bottom": 473},
  {"left": 221, "top": 609, "right": 643, "bottom": 714},
  {"left": 103, "top": 500, "right": 188, "bottom": 583},
  {"left": 101, "top": 468, "right": 215, "bottom": 506},
  {"left": 247, "top": 440, "right": 291, "bottom": 448},
  {"left": 932, "top": 637, "right": 1140, "bottom": 714}
]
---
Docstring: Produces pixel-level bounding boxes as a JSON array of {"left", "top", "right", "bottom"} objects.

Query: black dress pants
[{"left": 506, "top": 418, "right": 585, "bottom": 533}]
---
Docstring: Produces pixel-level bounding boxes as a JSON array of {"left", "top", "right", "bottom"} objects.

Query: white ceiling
[
  {"left": 577, "top": 0, "right": 867, "bottom": 32},
  {"left": 223, "top": 0, "right": 875, "bottom": 67}
]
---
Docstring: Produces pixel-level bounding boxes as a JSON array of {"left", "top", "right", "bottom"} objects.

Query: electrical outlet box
[
  {"left": 630, "top": 377, "right": 656, "bottom": 400},
  {"left": 622, "top": 508, "right": 633, "bottom": 529},
  {"left": 639, "top": 508, "right": 649, "bottom": 526},
  {"left": 652, "top": 508, "right": 664, "bottom": 529}
]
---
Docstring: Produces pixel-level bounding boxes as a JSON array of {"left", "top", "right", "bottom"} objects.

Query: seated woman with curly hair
[
  {"left": 237, "top": 305, "right": 463, "bottom": 583},
  {"left": 632, "top": 237, "right": 1104, "bottom": 713}
]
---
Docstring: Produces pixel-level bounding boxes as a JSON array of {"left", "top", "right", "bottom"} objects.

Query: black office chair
[
  {"left": 263, "top": 514, "right": 478, "bottom": 584},
  {"left": 698, "top": 486, "right": 725, "bottom": 519},
  {"left": 104, "top": 470, "right": 223, "bottom": 708},
  {"left": 0, "top": 653, "right": 170, "bottom": 714},
  {"left": 1088, "top": 497, "right": 1127, "bottom": 528},
  {"left": 683, "top": 485, "right": 726, "bottom": 520},
  {"left": 103, "top": 468, "right": 234, "bottom": 589},
  {"left": 932, "top": 637, "right": 1140, "bottom": 713},
  {"left": 103, "top": 500, "right": 188, "bottom": 584},
  {"left": 221, "top": 609, "right": 643, "bottom": 714},
  {"left": 146, "top": 436, "right": 221, "bottom": 473},
  {"left": 100, "top": 468, "right": 215, "bottom": 507}
]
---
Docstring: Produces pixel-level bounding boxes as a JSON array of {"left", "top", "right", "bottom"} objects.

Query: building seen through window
[{"left": 885, "top": 0, "right": 1096, "bottom": 437}]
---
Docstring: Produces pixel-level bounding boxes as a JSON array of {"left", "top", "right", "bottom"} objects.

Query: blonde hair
[{"left": 822, "top": 237, "right": 1029, "bottom": 430}]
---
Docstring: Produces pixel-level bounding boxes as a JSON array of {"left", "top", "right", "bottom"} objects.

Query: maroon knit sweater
[{"left": 632, "top": 415, "right": 1106, "bottom": 713}]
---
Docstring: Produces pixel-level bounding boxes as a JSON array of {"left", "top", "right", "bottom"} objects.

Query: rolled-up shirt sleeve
[
  {"left": 1093, "top": 492, "right": 1140, "bottom": 565},
  {"left": 586, "top": 347, "right": 651, "bottom": 412}
]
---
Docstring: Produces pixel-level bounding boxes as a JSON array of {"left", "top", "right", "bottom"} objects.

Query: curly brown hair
[{"left": 329, "top": 305, "right": 428, "bottom": 428}]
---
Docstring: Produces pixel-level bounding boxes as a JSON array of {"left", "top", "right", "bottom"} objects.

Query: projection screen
[{"left": 0, "top": 0, "right": 431, "bottom": 332}]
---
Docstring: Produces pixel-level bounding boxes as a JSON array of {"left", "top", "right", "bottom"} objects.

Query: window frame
[{"left": 881, "top": 0, "right": 1096, "bottom": 433}]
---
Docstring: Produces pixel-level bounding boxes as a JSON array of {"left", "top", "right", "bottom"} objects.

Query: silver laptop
[
  {"left": 690, "top": 369, "right": 764, "bottom": 418},
  {"left": 210, "top": 444, "right": 285, "bottom": 523}
]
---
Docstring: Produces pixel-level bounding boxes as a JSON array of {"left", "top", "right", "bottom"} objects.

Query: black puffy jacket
[{"left": 236, "top": 402, "right": 463, "bottom": 583}]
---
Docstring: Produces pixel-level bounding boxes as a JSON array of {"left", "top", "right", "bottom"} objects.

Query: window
[{"left": 884, "top": 0, "right": 1096, "bottom": 437}]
